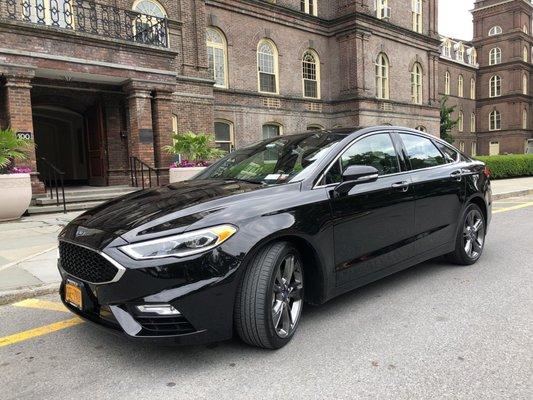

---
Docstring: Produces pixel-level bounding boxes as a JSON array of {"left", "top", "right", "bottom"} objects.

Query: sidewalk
[{"left": 1, "top": 176, "right": 532, "bottom": 304}]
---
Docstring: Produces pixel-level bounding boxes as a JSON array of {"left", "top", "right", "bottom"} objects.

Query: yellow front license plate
[{"left": 65, "top": 282, "right": 83, "bottom": 309}]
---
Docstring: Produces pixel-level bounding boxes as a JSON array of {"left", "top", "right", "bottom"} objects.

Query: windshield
[{"left": 194, "top": 132, "right": 346, "bottom": 185}]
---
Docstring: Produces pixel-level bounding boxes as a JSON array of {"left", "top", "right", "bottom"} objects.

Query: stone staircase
[{"left": 27, "top": 185, "right": 139, "bottom": 215}]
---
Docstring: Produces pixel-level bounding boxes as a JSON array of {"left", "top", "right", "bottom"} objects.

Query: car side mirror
[{"left": 333, "top": 165, "right": 379, "bottom": 198}]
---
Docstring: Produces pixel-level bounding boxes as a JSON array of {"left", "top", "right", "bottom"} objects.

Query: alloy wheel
[
  {"left": 271, "top": 254, "right": 303, "bottom": 338},
  {"left": 463, "top": 209, "right": 485, "bottom": 259}
]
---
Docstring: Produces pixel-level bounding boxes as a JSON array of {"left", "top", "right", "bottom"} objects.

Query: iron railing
[
  {"left": 130, "top": 156, "right": 159, "bottom": 189},
  {"left": 40, "top": 157, "right": 67, "bottom": 213},
  {"left": 1, "top": 0, "right": 168, "bottom": 47}
]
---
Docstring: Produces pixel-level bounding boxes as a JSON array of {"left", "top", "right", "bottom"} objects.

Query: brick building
[{"left": 0, "top": 0, "right": 530, "bottom": 194}]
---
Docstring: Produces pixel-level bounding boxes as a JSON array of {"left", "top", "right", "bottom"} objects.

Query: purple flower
[
  {"left": 9, "top": 166, "right": 32, "bottom": 174},
  {"left": 169, "top": 160, "right": 211, "bottom": 168}
]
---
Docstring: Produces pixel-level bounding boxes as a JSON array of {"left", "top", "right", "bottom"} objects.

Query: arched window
[
  {"left": 257, "top": 39, "right": 279, "bottom": 94},
  {"left": 471, "top": 113, "right": 476, "bottom": 133},
  {"left": 442, "top": 40, "right": 452, "bottom": 58},
  {"left": 488, "top": 26, "right": 502, "bottom": 36},
  {"left": 456, "top": 44, "right": 464, "bottom": 62},
  {"left": 523, "top": 46, "right": 529, "bottom": 63},
  {"left": 523, "top": 109, "right": 528, "bottom": 130},
  {"left": 467, "top": 48, "right": 477, "bottom": 65},
  {"left": 471, "top": 142, "right": 477, "bottom": 157},
  {"left": 458, "top": 74, "right": 464, "bottom": 97},
  {"left": 214, "top": 120, "right": 234, "bottom": 152},
  {"left": 172, "top": 114, "right": 178, "bottom": 134},
  {"left": 489, "top": 110, "right": 501, "bottom": 131},
  {"left": 470, "top": 78, "right": 476, "bottom": 99},
  {"left": 307, "top": 124, "right": 324, "bottom": 131},
  {"left": 458, "top": 111, "right": 464, "bottom": 132},
  {"left": 206, "top": 27, "right": 228, "bottom": 88},
  {"left": 415, "top": 125, "right": 427, "bottom": 132},
  {"left": 300, "top": 0, "right": 318, "bottom": 16},
  {"left": 524, "top": 74, "right": 529, "bottom": 95},
  {"left": 412, "top": 0, "right": 422, "bottom": 33},
  {"left": 444, "top": 71, "right": 450, "bottom": 95},
  {"left": 523, "top": 24, "right": 529, "bottom": 35},
  {"left": 489, "top": 47, "right": 501, "bottom": 65},
  {"left": 490, "top": 75, "right": 501, "bottom": 98},
  {"left": 459, "top": 141, "right": 465, "bottom": 152},
  {"left": 262, "top": 123, "right": 282, "bottom": 139},
  {"left": 376, "top": 0, "right": 389, "bottom": 19},
  {"left": 411, "top": 62, "right": 422, "bottom": 104},
  {"left": 375, "top": 53, "right": 390, "bottom": 100},
  {"left": 132, "top": 0, "right": 167, "bottom": 45},
  {"left": 302, "top": 50, "right": 320, "bottom": 99}
]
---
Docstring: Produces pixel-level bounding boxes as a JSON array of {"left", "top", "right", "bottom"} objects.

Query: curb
[
  {"left": 0, "top": 283, "right": 59, "bottom": 306},
  {"left": 492, "top": 188, "right": 533, "bottom": 201}
]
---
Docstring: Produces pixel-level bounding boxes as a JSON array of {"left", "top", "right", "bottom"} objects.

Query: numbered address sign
[{"left": 16, "top": 131, "right": 33, "bottom": 140}]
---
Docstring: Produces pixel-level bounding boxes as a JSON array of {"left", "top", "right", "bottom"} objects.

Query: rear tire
[
  {"left": 234, "top": 242, "right": 304, "bottom": 349},
  {"left": 446, "top": 203, "right": 486, "bottom": 265}
]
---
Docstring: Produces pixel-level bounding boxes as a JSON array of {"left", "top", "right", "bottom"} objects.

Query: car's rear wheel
[
  {"left": 447, "top": 203, "right": 486, "bottom": 265},
  {"left": 235, "top": 242, "right": 304, "bottom": 349}
]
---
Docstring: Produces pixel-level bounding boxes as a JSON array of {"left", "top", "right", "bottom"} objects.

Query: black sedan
[{"left": 58, "top": 126, "right": 491, "bottom": 349}]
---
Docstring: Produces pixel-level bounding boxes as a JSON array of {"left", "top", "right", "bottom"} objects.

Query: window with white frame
[
  {"left": 376, "top": 0, "right": 389, "bottom": 19},
  {"left": 489, "top": 141, "right": 500, "bottom": 156},
  {"left": 257, "top": 39, "right": 279, "bottom": 94},
  {"left": 471, "top": 142, "right": 476, "bottom": 156},
  {"left": 489, "top": 47, "right": 502, "bottom": 65},
  {"left": 214, "top": 120, "right": 234, "bottom": 152},
  {"left": 488, "top": 26, "right": 502, "bottom": 36},
  {"left": 300, "top": 0, "right": 317, "bottom": 16},
  {"left": 375, "top": 53, "right": 390, "bottom": 100},
  {"left": 132, "top": 0, "right": 167, "bottom": 44},
  {"left": 206, "top": 27, "right": 228, "bottom": 88},
  {"left": 307, "top": 125, "right": 324, "bottom": 131},
  {"left": 524, "top": 46, "right": 529, "bottom": 63},
  {"left": 490, "top": 75, "right": 501, "bottom": 97},
  {"left": 458, "top": 74, "right": 464, "bottom": 98},
  {"left": 262, "top": 123, "right": 282, "bottom": 139},
  {"left": 412, "top": 0, "right": 422, "bottom": 33},
  {"left": 489, "top": 110, "right": 501, "bottom": 131},
  {"left": 523, "top": 24, "right": 529, "bottom": 35},
  {"left": 524, "top": 73, "right": 529, "bottom": 95},
  {"left": 468, "top": 48, "right": 477, "bottom": 65},
  {"left": 415, "top": 125, "right": 427, "bottom": 132},
  {"left": 523, "top": 109, "right": 528, "bottom": 130},
  {"left": 470, "top": 78, "right": 476, "bottom": 99},
  {"left": 445, "top": 71, "right": 450, "bottom": 95},
  {"left": 456, "top": 44, "right": 464, "bottom": 62},
  {"left": 442, "top": 40, "right": 451, "bottom": 58},
  {"left": 411, "top": 62, "right": 422, "bottom": 104},
  {"left": 458, "top": 111, "right": 464, "bottom": 132},
  {"left": 471, "top": 113, "right": 476, "bottom": 133},
  {"left": 172, "top": 114, "right": 178, "bottom": 134},
  {"left": 302, "top": 50, "right": 320, "bottom": 99},
  {"left": 459, "top": 141, "right": 465, "bottom": 152}
]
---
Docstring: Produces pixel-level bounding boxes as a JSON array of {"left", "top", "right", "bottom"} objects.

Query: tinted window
[
  {"left": 400, "top": 133, "right": 445, "bottom": 170},
  {"left": 435, "top": 142, "right": 459, "bottom": 163},
  {"left": 324, "top": 133, "right": 399, "bottom": 184}
]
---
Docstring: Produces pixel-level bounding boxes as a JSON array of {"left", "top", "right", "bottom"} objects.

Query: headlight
[{"left": 119, "top": 224, "right": 237, "bottom": 260}]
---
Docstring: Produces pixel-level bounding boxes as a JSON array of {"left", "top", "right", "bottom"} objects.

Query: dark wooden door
[{"left": 85, "top": 103, "right": 108, "bottom": 186}]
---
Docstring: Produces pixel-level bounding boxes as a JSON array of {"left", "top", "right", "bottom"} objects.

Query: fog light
[{"left": 136, "top": 304, "right": 181, "bottom": 315}]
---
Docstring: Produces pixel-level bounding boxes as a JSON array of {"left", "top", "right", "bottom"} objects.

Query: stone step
[
  {"left": 27, "top": 201, "right": 106, "bottom": 215},
  {"left": 60, "top": 185, "right": 137, "bottom": 197},
  {"left": 34, "top": 190, "right": 138, "bottom": 206}
]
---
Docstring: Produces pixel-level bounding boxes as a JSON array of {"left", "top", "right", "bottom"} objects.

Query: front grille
[
  {"left": 134, "top": 315, "right": 196, "bottom": 336},
  {"left": 59, "top": 241, "right": 120, "bottom": 284}
]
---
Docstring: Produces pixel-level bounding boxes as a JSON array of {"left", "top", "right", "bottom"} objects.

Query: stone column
[
  {"left": 2, "top": 68, "right": 45, "bottom": 194},
  {"left": 102, "top": 94, "right": 129, "bottom": 186},
  {"left": 124, "top": 81, "right": 154, "bottom": 166},
  {"left": 152, "top": 88, "right": 174, "bottom": 185}
]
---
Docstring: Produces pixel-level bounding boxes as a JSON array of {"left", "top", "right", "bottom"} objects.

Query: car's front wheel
[
  {"left": 447, "top": 203, "right": 486, "bottom": 265},
  {"left": 235, "top": 242, "right": 304, "bottom": 349}
]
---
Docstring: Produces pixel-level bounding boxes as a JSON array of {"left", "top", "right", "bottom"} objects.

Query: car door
[
  {"left": 323, "top": 132, "right": 416, "bottom": 287},
  {"left": 397, "top": 132, "right": 466, "bottom": 256}
]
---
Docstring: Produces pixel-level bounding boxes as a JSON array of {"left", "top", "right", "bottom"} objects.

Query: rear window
[{"left": 435, "top": 142, "right": 460, "bottom": 163}]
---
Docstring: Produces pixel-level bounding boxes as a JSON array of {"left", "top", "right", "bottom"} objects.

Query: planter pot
[
  {"left": 169, "top": 167, "right": 206, "bottom": 183},
  {"left": 0, "top": 173, "right": 32, "bottom": 222}
]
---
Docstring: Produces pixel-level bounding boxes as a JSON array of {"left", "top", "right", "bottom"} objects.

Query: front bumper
[{"left": 58, "top": 242, "right": 243, "bottom": 345}]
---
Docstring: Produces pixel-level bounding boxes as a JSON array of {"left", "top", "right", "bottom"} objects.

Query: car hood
[{"left": 61, "top": 179, "right": 296, "bottom": 249}]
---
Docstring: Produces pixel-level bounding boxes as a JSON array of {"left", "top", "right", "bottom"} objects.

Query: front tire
[
  {"left": 446, "top": 203, "right": 486, "bottom": 265},
  {"left": 235, "top": 242, "right": 304, "bottom": 349}
]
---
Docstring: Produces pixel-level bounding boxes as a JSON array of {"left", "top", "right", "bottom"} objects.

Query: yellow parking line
[
  {"left": 12, "top": 299, "right": 69, "bottom": 313},
  {"left": 493, "top": 202, "right": 533, "bottom": 214},
  {"left": 0, "top": 318, "right": 83, "bottom": 348}
]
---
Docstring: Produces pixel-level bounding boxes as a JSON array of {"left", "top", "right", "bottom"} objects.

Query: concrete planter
[
  {"left": 0, "top": 173, "right": 32, "bottom": 221},
  {"left": 169, "top": 167, "right": 206, "bottom": 183}
]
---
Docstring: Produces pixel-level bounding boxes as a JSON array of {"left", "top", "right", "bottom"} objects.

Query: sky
[{"left": 438, "top": 0, "right": 475, "bottom": 40}]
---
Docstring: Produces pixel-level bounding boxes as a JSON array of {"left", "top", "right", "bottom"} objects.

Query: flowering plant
[
  {"left": 170, "top": 160, "right": 211, "bottom": 169},
  {"left": 8, "top": 166, "right": 32, "bottom": 174}
]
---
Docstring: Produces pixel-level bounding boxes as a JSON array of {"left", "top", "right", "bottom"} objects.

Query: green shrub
[{"left": 476, "top": 154, "right": 533, "bottom": 180}]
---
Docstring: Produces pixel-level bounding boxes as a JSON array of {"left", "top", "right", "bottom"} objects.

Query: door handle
[
  {"left": 450, "top": 170, "right": 463, "bottom": 181},
  {"left": 391, "top": 181, "right": 410, "bottom": 192}
]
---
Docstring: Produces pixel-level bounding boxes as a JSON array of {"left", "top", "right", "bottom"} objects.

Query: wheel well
[{"left": 469, "top": 196, "right": 487, "bottom": 223}]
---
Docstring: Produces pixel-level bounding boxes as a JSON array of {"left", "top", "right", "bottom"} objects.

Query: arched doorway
[{"left": 33, "top": 105, "right": 88, "bottom": 185}]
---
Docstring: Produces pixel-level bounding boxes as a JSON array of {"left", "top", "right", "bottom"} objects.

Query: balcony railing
[{"left": 1, "top": 0, "right": 169, "bottom": 47}]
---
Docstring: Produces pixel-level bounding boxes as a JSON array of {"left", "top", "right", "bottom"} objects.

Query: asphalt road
[{"left": 1, "top": 196, "right": 532, "bottom": 400}]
